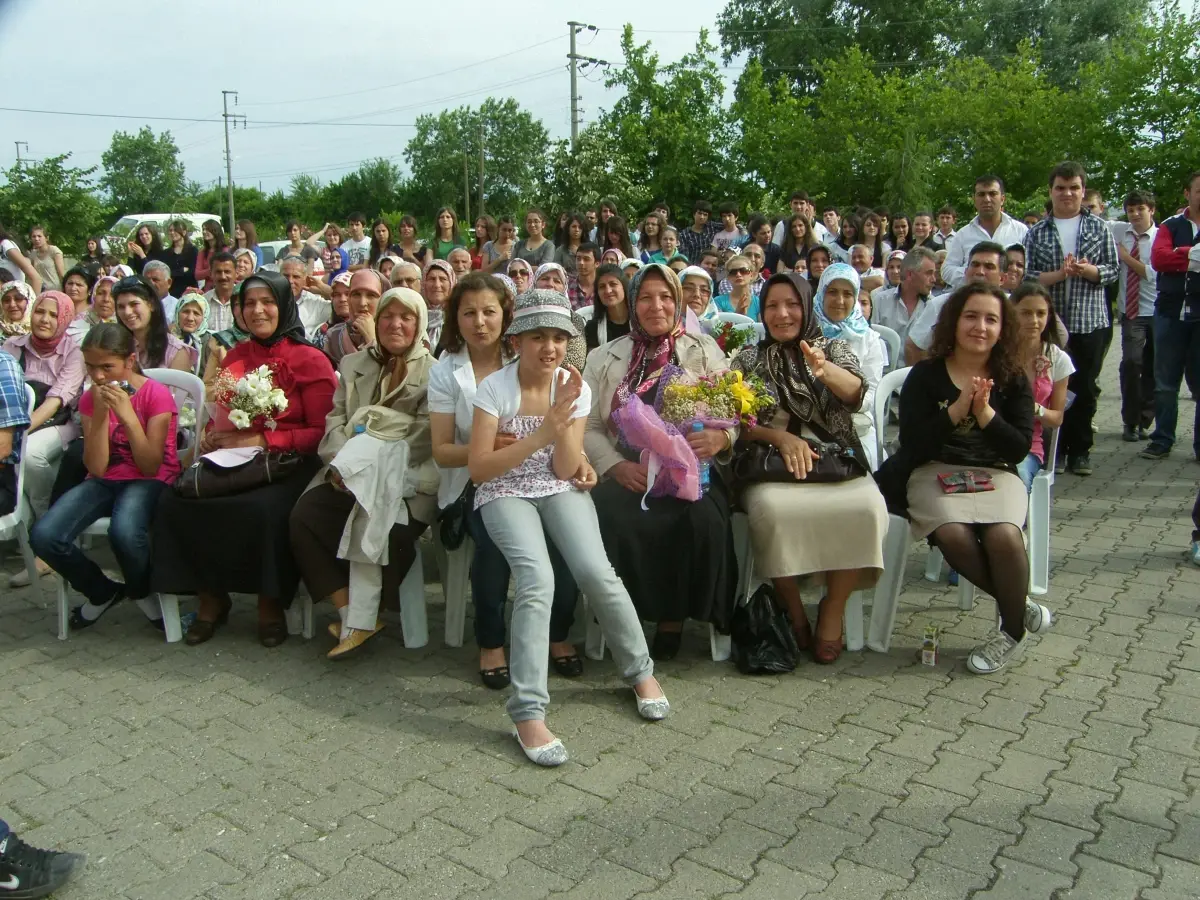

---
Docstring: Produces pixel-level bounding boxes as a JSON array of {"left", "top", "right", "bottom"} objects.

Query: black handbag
[
  {"left": 733, "top": 417, "right": 865, "bottom": 485},
  {"left": 731, "top": 583, "right": 801, "bottom": 674},
  {"left": 438, "top": 482, "right": 475, "bottom": 551},
  {"left": 18, "top": 349, "right": 72, "bottom": 429},
  {"left": 173, "top": 450, "right": 304, "bottom": 499}
]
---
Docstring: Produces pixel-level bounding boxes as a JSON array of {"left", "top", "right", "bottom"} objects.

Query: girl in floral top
[{"left": 467, "top": 289, "right": 669, "bottom": 767}]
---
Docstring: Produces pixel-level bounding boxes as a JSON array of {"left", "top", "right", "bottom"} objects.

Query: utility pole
[
  {"left": 463, "top": 153, "right": 471, "bottom": 228},
  {"left": 13, "top": 141, "right": 28, "bottom": 168},
  {"left": 567, "top": 22, "right": 605, "bottom": 151},
  {"left": 222, "top": 91, "right": 246, "bottom": 230},
  {"left": 478, "top": 118, "right": 485, "bottom": 217}
]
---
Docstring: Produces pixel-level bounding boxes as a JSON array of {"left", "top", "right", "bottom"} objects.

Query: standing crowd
[{"left": 1, "top": 159, "right": 1198, "bottom": 768}]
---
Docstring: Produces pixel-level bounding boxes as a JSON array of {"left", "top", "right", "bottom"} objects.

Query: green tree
[
  {"left": 0, "top": 154, "right": 108, "bottom": 252},
  {"left": 325, "top": 159, "right": 406, "bottom": 222},
  {"left": 100, "top": 127, "right": 187, "bottom": 213},
  {"left": 403, "top": 98, "right": 550, "bottom": 225}
]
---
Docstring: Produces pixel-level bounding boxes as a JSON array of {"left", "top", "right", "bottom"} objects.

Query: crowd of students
[{"left": 1, "top": 159, "right": 1198, "bottom": 767}]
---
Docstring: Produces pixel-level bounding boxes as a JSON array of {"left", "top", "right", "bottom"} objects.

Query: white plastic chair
[
  {"left": 714, "top": 311, "right": 755, "bottom": 327},
  {"left": 1028, "top": 428, "right": 1058, "bottom": 596},
  {"left": 574, "top": 305, "right": 595, "bottom": 324},
  {"left": 870, "top": 324, "right": 902, "bottom": 372},
  {"left": 56, "top": 369, "right": 206, "bottom": 642},
  {"left": 432, "top": 529, "right": 474, "bottom": 647},
  {"left": 1, "top": 386, "right": 41, "bottom": 606}
]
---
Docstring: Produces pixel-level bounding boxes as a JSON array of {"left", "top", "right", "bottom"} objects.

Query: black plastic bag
[{"left": 731, "top": 584, "right": 801, "bottom": 674}]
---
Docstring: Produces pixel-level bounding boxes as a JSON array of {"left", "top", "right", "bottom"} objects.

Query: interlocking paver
[{"left": 2, "top": 363, "right": 1196, "bottom": 898}]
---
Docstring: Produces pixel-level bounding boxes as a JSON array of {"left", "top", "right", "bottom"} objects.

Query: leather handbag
[
  {"left": 173, "top": 450, "right": 304, "bottom": 499},
  {"left": 732, "top": 418, "right": 865, "bottom": 485},
  {"left": 438, "top": 482, "right": 475, "bottom": 551}
]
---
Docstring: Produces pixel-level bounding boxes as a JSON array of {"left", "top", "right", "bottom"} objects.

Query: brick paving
[{"left": 1, "top": 365, "right": 1198, "bottom": 900}]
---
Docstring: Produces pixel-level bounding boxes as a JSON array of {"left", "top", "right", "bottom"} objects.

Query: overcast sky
[{"left": 0, "top": 0, "right": 734, "bottom": 213}]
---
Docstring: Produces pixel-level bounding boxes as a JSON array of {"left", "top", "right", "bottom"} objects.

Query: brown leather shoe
[
  {"left": 258, "top": 620, "right": 289, "bottom": 648},
  {"left": 184, "top": 601, "right": 231, "bottom": 646}
]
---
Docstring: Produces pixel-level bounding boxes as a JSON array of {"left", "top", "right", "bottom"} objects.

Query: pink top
[
  {"left": 79, "top": 379, "right": 181, "bottom": 483},
  {"left": 3, "top": 332, "right": 86, "bottom": 448}
]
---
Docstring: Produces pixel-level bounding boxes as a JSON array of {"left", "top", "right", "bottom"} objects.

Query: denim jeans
[
  {"left": 1016, "top": 453, "right": 1041, "bottom": 493},
  {"left": 466, "top": 504, "right": 577, "bottom": 649},
  {"left": 481, "top": 491, "right": 653, "bottom": 723},
  {"left": 31, "top": 477, "right": 167, "bottom": 605},
  {"left": 1149, "top": 314, "right": 1200, "bottom": 455}
]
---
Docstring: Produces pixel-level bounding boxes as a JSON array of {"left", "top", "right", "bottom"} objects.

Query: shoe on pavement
[
  {"left": 1191, "top": 541, "right": 1200, "bottom": 567},
  {"left": 327, "top": 621, "right": 384, "bottom": 660},
  {"left": 1140, "top": 444, "right": 1170, "bottom": 460},
  {"left": 1024, "top": 600, "right": 1054, "bottom": 634},
  {"left": 7, "top": 559, "right": 52, "bottom": 589},
  {"left": 1122, "top": 426, "right": 1138, "bottom": 442},
  {"left": 0, "top": 827, "right": 86, "bottom": 899},
  {"left": 1054, "top": 457, "right": 1067, "bottom": 475},
  {"left": 1068, "top": 455, "right": 1092, "bottom": 476},
  {"left": 967, "top": 630, "right": 1026, "bottom": 675}
]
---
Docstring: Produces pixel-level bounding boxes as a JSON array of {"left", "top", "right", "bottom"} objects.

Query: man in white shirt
[
  {"left": 931, "top": 206, "right": 957, "bottom": 249},
  {"left": 906, "top": 241, "right": 1008, "bottom": 363},
  {"left": 342, "top": 213, "right": 372, "bottom": 271},
  {"left": 279, "top": 255, "right": 331, "bottom": 340},
  {"left": 1111, "top": 191, "right": 1159, "bottom": 443},
  {"left": 871, "top": 247, "right": 938, "bottom": 365},
  {"left": 820, "top": 207, "right": 840, "bottom": 245},
  {"left": 772, "top": 191, "right": 830, "bottom": 246},
  {"left": 203, "top": 251, "right": 238, "bottom": 333},
  {"left": 142, "top": 260, "right": 177, "bottom": 322},
  {"left": 942, "top": 176, "right": 1029, "bottom": 287}
]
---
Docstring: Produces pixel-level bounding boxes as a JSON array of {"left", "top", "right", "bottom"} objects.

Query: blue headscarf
[{"left": 813, "top": 262, "right": 868, "bottom": 340}]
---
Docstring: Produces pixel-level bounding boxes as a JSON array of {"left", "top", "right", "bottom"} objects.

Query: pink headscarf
[{"left": 28, "top": 291, "right": 76, "bottom": 354}]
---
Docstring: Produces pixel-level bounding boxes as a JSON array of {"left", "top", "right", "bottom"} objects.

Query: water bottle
[
  {"left": 353, "top": 424, "right": 366, "bottom": 436},
  {"left": 692, "top": 422, "right": 710, "bottom": 494}
]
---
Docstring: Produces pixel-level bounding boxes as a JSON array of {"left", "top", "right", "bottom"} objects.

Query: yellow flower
[{"left": 727, "top": 372, "right": 756, "bottom": 415}]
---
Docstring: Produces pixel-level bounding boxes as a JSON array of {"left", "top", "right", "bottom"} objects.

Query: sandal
[
  {"left": 184, "top": 600, "right": 231, "bottom": 646},
  {"left": 812, "top": 597, "right": 843, "bottom": 664},
  {"left": 479, "top": 666, "right": 511, "bottom": 690},
  {"left": 551, "top": 653, "right": 584, "bottom": 678}
]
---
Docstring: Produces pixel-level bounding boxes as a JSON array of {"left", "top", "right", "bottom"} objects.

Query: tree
[
  {"left": 0, "top": 154, "right": 108, "bottom": 251},
  {"left": 404, "top": 98, "right": 550, "bottom": 224},
  {"left": 325, "top": 159, "right": 406, "bottom": 222},
  {"left": 100, "top": 127, "right": 187, "bottom": 213}
]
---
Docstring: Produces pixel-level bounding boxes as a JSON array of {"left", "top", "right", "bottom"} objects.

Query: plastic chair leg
[
  {"left": 710, "top": 625, "right": 731, "bottom": 662},
  {"left": 923, "top": 547, "right": 943, "bottom": 582},
  {"left": 867, "top": 514, "right": 910, "bottom": 653},
  {"left": 1028, "top": 477, "right": 1050, "bottom": 596},
  {"left": 157, "top": 593, "right": 183, "bottom": 643},
  {"left": 442, "top": 540, "right": 472, "bottom": 648},
  {"left": 55, "top": 576, "right": 69, "bottom": 641},
  {"left": 845, "top": 591, "right": 864, "bottom": 652},
  {"left": 399, "top": 553, "right": 428, "bottom": 649},
  {"left": 958, "top": 578, "right": 976, "bottom": 611},
  {"left": 14, "top": 524, "right": 38, "bottom": 594}
]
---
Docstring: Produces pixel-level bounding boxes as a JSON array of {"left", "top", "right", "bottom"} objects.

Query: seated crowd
[{"left": 3, "top": 158, "right": 1196, "bottom": 767}]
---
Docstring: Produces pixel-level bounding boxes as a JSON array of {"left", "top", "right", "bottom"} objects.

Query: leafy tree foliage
[
  {"left": 100, "top": 127, "right": 187, "bottom": 213},
  {"left": 0, "top": 155, "right": 108, "bottom": 252}
]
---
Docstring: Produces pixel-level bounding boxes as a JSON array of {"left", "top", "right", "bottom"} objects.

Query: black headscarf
[
  {"left": 237, "top": 270, "right": 308, "bottom": 347},
  {"left": 758, "top": 272, "right": 819, "bottom": 347}
]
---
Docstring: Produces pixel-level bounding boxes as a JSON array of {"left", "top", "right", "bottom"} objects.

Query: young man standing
[
  {"left": 821, "top": 206, "right": 841, "bottom": 244},
  {"left": 1144, "top": 171, "right": 1200, "bottom": 461},
  {"left": 1111, "top": 191, "right": 1158, "bottom": 443},
  {"left": 941, "top": 176, "right": 1028, "bottom": 287},
  {"left": 203, "top": 251, "right": 238, "bottom": 333},
  {"left": 342, "top": 213, "right": 372, "bottom": 270},
  {"left": 1023, "top": 161, "right": 1119, "bottom": 476},
  {"left": 932, "top": 206, "right": 958, "bottom": 249},
  {"left": 772, "top": 191, "right": 830, "bottom": 246},
  {"left": 712, "top": 202, "right": 744, "bottom": 254},
  {"left": 679, "top": 200, "right": 719, "bottom": 263},
  {"left": 567, "top": 243, "right": 599, "bottom": 311}
]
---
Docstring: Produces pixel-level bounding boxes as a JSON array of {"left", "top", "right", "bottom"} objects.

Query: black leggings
[{"left": 932, "top": 522, "right": 1029, "bottom": 640}]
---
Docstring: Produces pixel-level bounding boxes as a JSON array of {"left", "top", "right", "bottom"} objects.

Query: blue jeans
[
  {"left": 31, "top": 478, "right": 167, "bottom": 605},
  {"left": 1016, "top": 453, "right": 1041, "bottom": 493},
  {"left": 467, "top": 504, "right": 578, "bottom": 649},
  {"left": 1149, "top": 314, "right": 1200, "bottom": 454}
]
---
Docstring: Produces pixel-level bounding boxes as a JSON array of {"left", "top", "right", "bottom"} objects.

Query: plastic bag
[{"left": 730, "top": 584, "right": 801, "bottom": 674}]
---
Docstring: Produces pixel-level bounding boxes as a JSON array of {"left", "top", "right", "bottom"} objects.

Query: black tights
[{"left": 932, "top": 522, "right": 1028, "bottom": 640}]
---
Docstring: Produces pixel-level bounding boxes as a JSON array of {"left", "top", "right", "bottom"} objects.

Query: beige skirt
[
  {"left": 906, "top": 462, "right": 1027, "bottom": 539},
  {"left": 744, "top": 475, "right": 888, "bottom": 587}
]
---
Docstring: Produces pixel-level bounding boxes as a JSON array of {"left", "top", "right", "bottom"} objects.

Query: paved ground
[{"left": 1, "top": 366, "right": 1198, "bottom": 900}]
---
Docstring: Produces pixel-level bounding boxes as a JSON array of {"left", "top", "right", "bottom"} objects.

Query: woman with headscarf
[
  {"left": 232, "top": 247, "right": 258, "bottom": 282},
  {"left": 65, "top": 274, "right": 118, "bottom": 347},
  {"left": 172, "top": 291, "right": 212, "bottom": 378},
  {"left": 506, "top": 258, "right": 533, "bottom": 296},
  {"left": 531, "top": 262, "right": 588, "bottom": 371},
  {"left": 422, "top": 258, "right": 455, "bottom": 351},
  {"left": 321, "top": 269, "right": 385, "bottom": 367},
  {"left": 583, "top": 264, "right": 738, "bottom": 659},
  {"left": 584, "top": 264, "right": 631, "bottom": 352},
  {"left": 2, "top": 290, "right": 86, "bottom": 585},
  {"left": 151, "top": 270, "right": 337, "bottom": 648},
  {"left": 812, "top": 264, "right": 886, "bottom": 469},
  {"left": 679, "top": 266, "right": 717, "bottom": 322},
  {"left": 600, "top": 248, "right": 623, "bottom": 268},
  {"left": 313, "top": 271, "right": 353, "bottom": 352},
  {"left": 290, "top": 287, "right": 438, "bottom": 659},
  {"left": 730, "top": 272, "right": 889, "bottom": 663},
  {"left": 0, "top": 281, "right": 35, "bottom": 337}
]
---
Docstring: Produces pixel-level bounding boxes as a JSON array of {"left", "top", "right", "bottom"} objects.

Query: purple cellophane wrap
[{"left": 611, "top": 395, "right": 701, "bottom": 502}]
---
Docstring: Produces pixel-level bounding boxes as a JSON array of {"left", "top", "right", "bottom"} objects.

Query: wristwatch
[{"left": 1034, "top": 403, "right": 1045, "bottom": 417}]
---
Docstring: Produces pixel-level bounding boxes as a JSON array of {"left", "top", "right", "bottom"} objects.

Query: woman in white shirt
[
  {"left": 1011, "top": 282, "right": 1073, "bottom": 490},
  {"left": 812, "top": 264, "right": 886, "bottom": 469},
  {"left": 428, "top": 273, "right": 587, "bottom": 690}
]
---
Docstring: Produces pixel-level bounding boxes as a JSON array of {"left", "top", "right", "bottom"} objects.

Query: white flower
[
  {"left": 178, "top": 406, "right": 196, "bottom": 428},
  {"left": 229, "top": 409, "right": 252, "bottom": 429},
  {"left": 269, "top": 388, "right": 288, "bottom": 411}
]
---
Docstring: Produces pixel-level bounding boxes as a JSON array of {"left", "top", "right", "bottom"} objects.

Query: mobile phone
[{"left": 118, "top": 381, "right": 136, "bottom": 396}]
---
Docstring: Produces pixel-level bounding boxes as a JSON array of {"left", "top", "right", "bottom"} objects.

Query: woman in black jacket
[{"left": 876, "top": 283, "right": 1051, "bottom": 675}]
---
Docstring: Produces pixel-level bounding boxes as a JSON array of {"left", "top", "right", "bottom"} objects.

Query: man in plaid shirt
[
  {"left": 1023, "top": 161, "right": 1119, "bottom": 476},
  {"left": 678, "top": 200, "right": 720, "bottom": 264},
  {"left": 0, "top": 349, "right": 30, "bottom": 516}
]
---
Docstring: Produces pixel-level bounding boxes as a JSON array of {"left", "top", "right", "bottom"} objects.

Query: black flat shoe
[
  {"left": 184, "top": 604, "right": 231, "bottom": 646},
  {"left": 480, "top": 666, "right": 511, "bottom": 690},
  {"left": 651, "top": 630, "right": 682, "bottom": 661},
  {"left": 551, "top": 653, "right": 584, "bottom": 678},
  {"left": 258, "top": 621, "right": 289, "bottom": 648},
  {"left": 67, "top": 592, "right": 125, "bottom": 631}
]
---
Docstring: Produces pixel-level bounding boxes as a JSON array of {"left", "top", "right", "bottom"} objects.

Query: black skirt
[
  {"left": 591, "top": 475, "right": 737, "bottom": 630},
  {"left": 150, "top": 455, "right": 322, "bottom": 603}
]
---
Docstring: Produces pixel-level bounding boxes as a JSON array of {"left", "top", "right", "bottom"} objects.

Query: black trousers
[
  {"left": 1062, "top": 328, "right": 1109, "bottom": 458},
  {"left": 1119, "top": 317, "right": 1156, "bottom": 430}
]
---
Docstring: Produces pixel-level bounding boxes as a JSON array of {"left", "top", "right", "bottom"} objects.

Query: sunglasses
[{"left": 727, "top": 267, "right": 751, "bottom": 276}]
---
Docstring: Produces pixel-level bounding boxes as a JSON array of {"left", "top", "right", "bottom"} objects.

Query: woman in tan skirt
[
  {"left": 875, "top": 283, "right": 1052, "bottom": 675},
  {"left": 730, "top": 272, "right": 889, "bottom": 664}
]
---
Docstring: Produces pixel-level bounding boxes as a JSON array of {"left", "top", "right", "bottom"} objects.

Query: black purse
[
  {"left": 438, "top": 482, "right": 475, "bottom": 551},
  {"left": 173, "top": 450, "right": 305, "bottom": 499},
  {"left": 732, "top": 417, "right": 865, "bottom": 485}
]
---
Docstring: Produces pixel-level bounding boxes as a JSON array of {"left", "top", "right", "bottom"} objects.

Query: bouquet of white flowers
[{"left": 210, "top": 364, "right": 289, "bottom": 431}]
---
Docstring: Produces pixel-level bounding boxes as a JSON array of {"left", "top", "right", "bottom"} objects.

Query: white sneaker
[
  {"left": 1024, "top": 600, "right": 1054, "bottom": 634},
  {"left": 967, "top": 631, "right": 1026, "bottom": 675},
  {"left": 1190, "top": 541, "right": 1200, "bottom": 567}
]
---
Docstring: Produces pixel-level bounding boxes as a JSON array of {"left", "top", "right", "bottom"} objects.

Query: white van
[{"left": 103, "top": 213, "right": 222, "bottom": 252}]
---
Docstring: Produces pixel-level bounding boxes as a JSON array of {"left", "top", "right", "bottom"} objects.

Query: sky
[{"left": 0, "top": 0, "right": 735, "bottom": 212}]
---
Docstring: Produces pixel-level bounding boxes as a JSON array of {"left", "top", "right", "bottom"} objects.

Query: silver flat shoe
[
  {"left": 634, "top": 690, "right": 670, "bottom": 721},
  {"left": 514, "top": 731, "right": 569, "bottom": 767}
]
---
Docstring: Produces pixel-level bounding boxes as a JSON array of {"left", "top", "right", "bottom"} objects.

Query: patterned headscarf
[
  {"left": 601, "top": 248, "right": 623, "bottom": 266},
  {"left": 173, "top": 290, "right": 211, "bottom": 351},
  {"left": 374, "top": 287, "right": 430, "bottom": 364},
  {"left": 533, "top": 262, "right": 569, "bottom": 291},
  {"left": 85, "top": 275, "right": 119, "bottom": 328},
  {"left": 423, "top": 258, "right": 456, "bottom": 349},
  {"left": 609, "top": 263, "right": 685, "bottom": 430},
  {"left": 27, "top": 290, "right": 75, "bottom": 354},
  {"left": 0, "top": 282, "right": 35, "bottom": 336},
  {"left": 812, "top": 262, "right": 869, "bottom": 340}
]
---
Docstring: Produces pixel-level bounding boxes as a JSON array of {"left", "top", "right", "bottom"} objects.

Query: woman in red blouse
[{"left": 150, "top": 270, "right": 336, "bottom": 647}]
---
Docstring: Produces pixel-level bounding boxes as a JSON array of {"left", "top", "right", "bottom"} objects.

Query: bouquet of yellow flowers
[{"left": 656, "top": 366, "right": 774, "bottom": 431}]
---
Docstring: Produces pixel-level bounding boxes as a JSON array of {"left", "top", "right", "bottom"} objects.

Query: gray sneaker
[
  {"left": 1024, "top": 600, "right": 1054, "bottom": 634},
  {"left": 967, "top": 631, "right": 1026, "bottom": 675}
]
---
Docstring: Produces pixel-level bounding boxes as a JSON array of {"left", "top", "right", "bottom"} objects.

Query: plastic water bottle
[
  {"left": 353, "top": 424, "right": 366, "bottom": 436},
  {"left": 692, "top": 422, "right": 710, "bottom": 494}
]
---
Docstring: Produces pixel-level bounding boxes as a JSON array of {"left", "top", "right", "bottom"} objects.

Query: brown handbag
[{"left": 173, "top": 450, "right": 305, "bottom": 499}]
